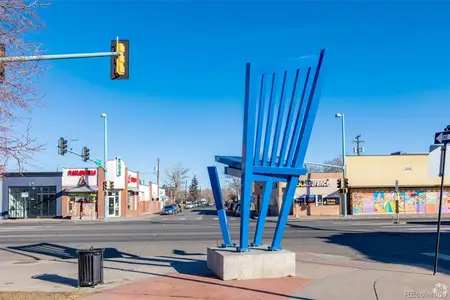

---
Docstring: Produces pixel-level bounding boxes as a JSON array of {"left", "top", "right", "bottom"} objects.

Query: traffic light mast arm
[
  {"left": 56, "top": 145, "right": 106, "bottom": 170},
  {"left": 304, "top": 162, "right": 344, "bottom": 170},
  {"left": 0, "top": 51, "right": 120, "bottom": 63}
]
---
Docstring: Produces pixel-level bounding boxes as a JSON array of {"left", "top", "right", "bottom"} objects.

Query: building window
[{"left": 8, "top": 186, "right": 57, "bottom": 219}]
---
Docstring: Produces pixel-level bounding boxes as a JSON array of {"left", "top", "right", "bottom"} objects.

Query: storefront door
[{"left": 107, "top": 191, "right": 120, "bottom": 217}]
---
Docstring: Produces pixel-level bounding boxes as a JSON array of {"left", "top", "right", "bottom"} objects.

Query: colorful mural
[{"left": 352, "top": 191, "right": 450, "bottom": 215}]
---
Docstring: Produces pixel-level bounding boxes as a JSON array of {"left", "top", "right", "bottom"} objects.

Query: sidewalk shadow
[
  {"left": 32, "top": 273, "right": 78, "bottom": 287},
  {"left": 8, "top": 243, "right": 140, "bottom": 260},
  {"left": 172, "top": 249, "right": 204, "bottom": 256},
  {"left": 170, "top": 260, "right": 214, "bottom": 277},
  {"left": 191, "top": 209, "right": 217, "bottom": 215},
  {"left": 322, "top": 231, "right": 450, "bottom": 275},
  {"left": 9, "top": 242, "right": 311, "bottom": 299}
]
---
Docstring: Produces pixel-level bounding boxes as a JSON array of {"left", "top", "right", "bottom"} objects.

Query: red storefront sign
[
  {"left": 67, "top": 169, "right": 97, "bottom": 176},
  {"left": 128, "top": 175, "right": 137, "bottom": 183}
]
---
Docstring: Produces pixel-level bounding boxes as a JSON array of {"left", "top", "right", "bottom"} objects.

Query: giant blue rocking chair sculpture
[{"left": 207, "top": 49, "right": 328, "bottom": 252}]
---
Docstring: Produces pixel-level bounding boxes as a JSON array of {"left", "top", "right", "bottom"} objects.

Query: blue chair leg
[
  {"left": 207, "top": 166, "right": 233, "bottom": 248},
  {"left": 238, "top": 175, "right": 253, "bottom": 252},
  {"left": 270, "top": 176, "right": 299, "bottom": 251},
  {"left": 252, "top": 181, "right": 273, "bottom": 247}
]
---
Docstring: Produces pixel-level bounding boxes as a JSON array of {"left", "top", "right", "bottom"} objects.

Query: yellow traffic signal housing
[{"left": 110, "top": 40, "right": 129, "bottom": 80}]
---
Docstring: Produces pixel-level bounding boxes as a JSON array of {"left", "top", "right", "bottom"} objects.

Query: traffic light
[
  {"left": 103, "top": 181, "right": 108, "bottom": 191},
  {"left": 110, "top": 181, "right": 114, "bottom": 190},
  {"left": 337, "top": 178, "right": 341, "bottom": 189},
  {"left": 82, "top": 146, "right": 90, "bottom": 162},
  {"left": 338, "top": 188, "right": 344, "bottom": 194},
  {"left": 110, "top": 39, "right": 129, "bottom": 80},
  {"left": 344, "top": 178, "right": 349, "bottom": 188},
  {"left": 58, "top": 137, "right": 68, "bottom": 155},
  {"left": 0, "top": 44, "right": 5, "bottom": 83}
]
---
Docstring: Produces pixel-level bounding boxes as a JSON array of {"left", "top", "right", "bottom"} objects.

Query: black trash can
[{"left": 77, "top": 248, "right": 104, "bottom": 287}]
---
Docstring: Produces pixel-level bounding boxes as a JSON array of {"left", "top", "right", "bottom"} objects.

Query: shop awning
[
  {"left": 65, "top": 185, "right": 98, "bottom": 193},
  {"left": 128, "top": 187, "right": 140, "bottom": 192}
]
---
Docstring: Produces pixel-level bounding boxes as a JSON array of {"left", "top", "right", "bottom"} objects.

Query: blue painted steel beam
[
  {"left": 270, "top": 176, "right": 299, "bottom": 251},
  {"left": 207, "top": 166, "right": 233, "bottom": 248},
  {"left": 224, "top": 166, "right": 288, "bottom": 182},
  {"left": 238, "top": 62, "right": 258, "bottom": 252},
  {"left": 252, "top": 181, "right": 273, "bottom": 247}
]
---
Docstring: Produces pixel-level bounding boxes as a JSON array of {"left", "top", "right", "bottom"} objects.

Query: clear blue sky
[{"left": 26, "top": 1, "right": 450, "bottom": 187}]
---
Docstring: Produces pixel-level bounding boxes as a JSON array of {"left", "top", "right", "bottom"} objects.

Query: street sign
[
  {"left": 95, "top": 159, "right": 102, "bottom": 167},
  {"left": 434, "top": 131, "right": 450, "bottom": 144}
]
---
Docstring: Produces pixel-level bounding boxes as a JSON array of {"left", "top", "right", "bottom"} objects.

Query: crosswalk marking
[
  {"left": 179, "top": 217, "right": 186, "bottom": 220},
  {"left": 406, "top": 227, "right": 450, "bottom": 232},
  {"left": 422, "top": 253, "right": 450, "bottom": 261}
]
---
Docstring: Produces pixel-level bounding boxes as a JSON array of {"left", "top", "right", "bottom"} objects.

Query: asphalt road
[{"left": 1, "top": 207, "right": 450, "bottom": 274}]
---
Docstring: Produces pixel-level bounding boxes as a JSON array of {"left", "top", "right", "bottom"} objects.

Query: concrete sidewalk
[
  {"left": 282, "top": 213, "right": 450, "bottom": 222},
  {"left": 76, "top": 252, "right": 449, "bottom": 300}
]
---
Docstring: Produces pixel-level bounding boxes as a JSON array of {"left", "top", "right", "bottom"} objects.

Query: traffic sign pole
[
  {"left": 433, "top": 127, "right": 450, "bottom": 275},
  {"left": 394, "top": 180, "right": 400, "bottom": 224}
]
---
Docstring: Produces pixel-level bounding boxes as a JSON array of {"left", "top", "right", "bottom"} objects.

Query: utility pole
[
  {"left": 156, "top": 158, "right": 160, "bottom": 199},
  {"left": 352, "top": 135, "right": 365, "bottom": 156}
]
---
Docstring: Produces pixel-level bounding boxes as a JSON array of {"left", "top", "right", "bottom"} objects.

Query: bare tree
[
  {"left": 200, "top": 188, "right": 213, "bottom": 202},
  {"left": 306, "top": 164, "right": 323, "bottom": 173},
  {"left": 323, "top": 156, "right": 343, "bottom": 173},
  {"left": 226, "top": 176, "right": 241, "bottom": 201},
  {"left": 0, "top": 0, "right": 49, "bottom": 171},
  {"left": 164, "top": 162, "right": 189, "bottom": 203}
]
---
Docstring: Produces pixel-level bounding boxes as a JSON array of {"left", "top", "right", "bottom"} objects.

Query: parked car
[
  {"left": 161, "top": 204, "right": 178, "bottom": 215},
  {"left": 185, "top": 201, "right": 194, "bottom": 209},
  {"left": 234, "top": 203, "right": 241, "bottom": 216},
  {"left": 174, "top": 204, "right": 182, "bottom": 213}
]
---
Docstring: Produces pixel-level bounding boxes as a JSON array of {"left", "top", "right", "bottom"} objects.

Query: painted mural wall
[{"left": 352, "top": 191, "right": 450, "bottom": 214}]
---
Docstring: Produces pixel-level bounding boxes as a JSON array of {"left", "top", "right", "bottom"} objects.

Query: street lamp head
[
  {"left": 101, "top": 113, "right": 107, "bottom": 118},
  {"left": 335, "top": 113, "right": 342, "bottom": 118}
]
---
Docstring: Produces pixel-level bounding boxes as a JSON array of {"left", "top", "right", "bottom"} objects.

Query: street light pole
[
  {"left": 101, "top": 113, "right": 108, "bottom": 219},
  {"left": 335, "top": 113, "right": 347, "bottom": 217}
]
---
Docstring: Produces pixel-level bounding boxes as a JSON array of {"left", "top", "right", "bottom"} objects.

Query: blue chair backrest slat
[
  {"left": 253, "top": 75, "right": 267, "bottom": 166},
  {"left": 285, "top": 67, "right": 313, "bottom": 167},
  {"left": 244, "top": 49, "right": 327, "bottom": 172},
  {"left": 261, "top": 73, "right": 276, "bottom": 166},
  {"left": 269, "top": 71, "right": 289, "bottom": 167},
  {"left": 291, "top": 49, "right": 327, "bottom": 168}
]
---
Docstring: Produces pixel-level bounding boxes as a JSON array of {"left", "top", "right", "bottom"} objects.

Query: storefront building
[
  {"left": 256, "top": 172, "right": 343, "bottom": 217},
  {"left": 346, "top": 153, "right": 450, "bottom": 215},
  {"left": 1, "top": 172, "right": 63, "bottom": 219},
  {"left": 62, "top": 168, "right": 99, "bottom": 220}
]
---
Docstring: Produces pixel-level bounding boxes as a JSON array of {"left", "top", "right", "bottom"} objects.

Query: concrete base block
[{"left": 207, "top": 246, "right": 296, "bottom": 281}]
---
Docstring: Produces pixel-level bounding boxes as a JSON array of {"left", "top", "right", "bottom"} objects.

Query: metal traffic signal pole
[
  {"left": 432, "top": 126, "right": 450, "bottom": 275},
  {"left": 0, "top": 51, "right": 120, "bottom": 63},
  {"left": 0, "top": 37, "right": 129, "bottom": 82},
  {"left": 0, "top": 37, "right": 121, "bottom": 63}
]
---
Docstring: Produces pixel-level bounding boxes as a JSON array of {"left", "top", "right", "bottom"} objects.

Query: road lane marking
[
  {"left": 422, "top": 253, "right": 450, "bottom": 261},
  {"left": 0, "top": 226, "right": 53, "bottom": 232},
  {"left": 214, "top": 217, "right": 218, "bottom": 220},
  {"left": 196, "top": 217, "right": 203, "bottom": 220},
  {"left": 407, "top": 227, "right": 450, "bottom": 232},
  {"left": 180, "top": 218, "right": 186, "bottom": 220}
]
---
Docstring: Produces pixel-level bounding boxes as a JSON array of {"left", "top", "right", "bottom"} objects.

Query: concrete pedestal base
[{"left": 207, "top": 246, "right": 296, "bottom": 281}]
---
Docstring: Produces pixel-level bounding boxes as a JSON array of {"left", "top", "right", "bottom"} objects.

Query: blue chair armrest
[{"left": 215, "top": 156, "right": 242, "bottom": 170}]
